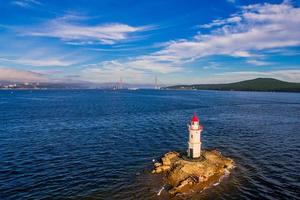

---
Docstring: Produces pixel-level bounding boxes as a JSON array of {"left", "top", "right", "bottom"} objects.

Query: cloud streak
[
  {"left": 198, "top": 16, "right": 241, "bottom": 29},
  {"left": 0, "top": 57, "right": 75, "bottom": 67},
  {"left": 23, "top": 14, "right": 154, "bottom": 45},
  {"left": 246, "top": 59, "right": 273, "bottom": 66},
  {"left": 0, "top": 67, "right": 47, "bottom": 82},
  {"left": 12, "top": 0, "right": 41, "bottom": 8},
  {"left": 81, "top": 58, "right": 182, "bottom": 83}
]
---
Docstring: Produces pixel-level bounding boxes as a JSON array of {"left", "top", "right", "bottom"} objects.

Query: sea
[{"left": 0, "top": 89, "right": 299, "bottom": 200}]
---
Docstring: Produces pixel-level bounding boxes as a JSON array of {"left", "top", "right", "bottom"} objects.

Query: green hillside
[{"left": 166, "top": 78, "right": 300, "bottom": 92}]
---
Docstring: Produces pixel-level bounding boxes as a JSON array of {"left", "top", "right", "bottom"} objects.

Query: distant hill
[{"left": 166, "top": 78, "right": 300, "bottom": 92}]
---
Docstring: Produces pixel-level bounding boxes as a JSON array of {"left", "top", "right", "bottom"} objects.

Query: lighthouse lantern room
[{"left": 187, "top": 114, "right": 203, "bottom": 159}]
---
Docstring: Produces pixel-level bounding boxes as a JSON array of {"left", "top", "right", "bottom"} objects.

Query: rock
[
  {"left": 154, "top": 168, "right": 162, "bottom": 173},
  {"left": 169, "top": 176, "right": 199, "bottom": 195},
  {"left": 152, "top": 165, "right": 171, "bottom": 173},
  {"left": 154, "top": 162, "right": 162, "bottom": 167},
  {"left": 152, "top": 151, "right": 180, "bottom": 174},
  {"left": 152, "top": 150, "right": 235, "bottom": 196},
  {"left": 161, "top": 151, "right": 179, "bottom": 166}
]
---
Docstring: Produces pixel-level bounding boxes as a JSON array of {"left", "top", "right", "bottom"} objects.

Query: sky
[{"left": 0, "top": 0, "right": 300, "bottom": 84}]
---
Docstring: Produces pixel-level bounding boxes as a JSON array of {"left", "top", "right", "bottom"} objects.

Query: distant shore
[
  {"left": 1, "top": 77, "right": 300, "bottom": 92},
  {"left": 165, "top": 78, "right": 300, "bottom": 92}
]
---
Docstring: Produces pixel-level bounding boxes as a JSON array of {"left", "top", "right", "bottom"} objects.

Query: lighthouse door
[{"left": 189, "top": 148, "right": 193, "bottom": 158}]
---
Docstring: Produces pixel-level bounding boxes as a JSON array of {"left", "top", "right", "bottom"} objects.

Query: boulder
[
  {"left": 161, "top": 151, "right": 179, "bottom": 166},
  {"left": 154, "top": 162, "right": 162, "bottom": 167},
  {"left": 169, "top": 176, "right": 199, "bottom": 195}
]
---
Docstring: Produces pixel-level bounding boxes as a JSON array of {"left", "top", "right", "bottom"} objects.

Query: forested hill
[{"left": 166, "top": 78, "right": 300, "bottom": 92}]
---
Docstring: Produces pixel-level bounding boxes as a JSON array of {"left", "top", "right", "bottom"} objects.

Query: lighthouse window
[{"left": 191, "top": 134, "right": 193, "bottom": 139}]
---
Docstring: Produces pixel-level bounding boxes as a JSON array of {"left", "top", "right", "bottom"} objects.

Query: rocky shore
[{"left": 152, "top": 150, "right": 235, "bottom": 196}]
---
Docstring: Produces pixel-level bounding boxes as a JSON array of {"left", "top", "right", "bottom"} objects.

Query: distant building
[
  {"left": 187, "top": 114, "right": 203, "bottom": 158},
  {"left": 8, "top": 84, "right": 17, "bottom": 88}
]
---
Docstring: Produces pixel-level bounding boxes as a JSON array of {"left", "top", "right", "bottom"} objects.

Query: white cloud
[
  {"left": 227, "top": 0, "right": 236, "bottom": 4},
  {"left": 246, "top": 59, "right": 272, "bottom": 66},
  {"left": 154, "top": 1, "right": 300, "bottom": 63},
  {"left": 23, "top": 14, "right": 153, "bottom": 45},
  {"left": 127, "top": 56, "right": 183, "bottom": 73},
  {"left": 231, "top": 51, "right": 253, "bottom": 57},
  {"left": 12, "top": 0, "right": 41, "bottom": 8},
  {"left": 199, "top": 16, "right": 241, "bottom": 29},
  {"left": 18, "top": 59, "right": 74, "bottom": 67},
  {"left": 81, "top": 61, "right": 149, "bottom": 83},
  {"left": 202, "top": 62, "right": 222, "bottom": 70},
  {"left": 0, "top": 46, "right": 83, "bottom": 67},
  {"left": 0, "top": 67, "right": 47, "bottom": 82},
  {"left": 81, "top": 57, "right": 183, "bottom": 83},
  {"left": 0, "top": 57, "right": 75, "bottom": 67}
]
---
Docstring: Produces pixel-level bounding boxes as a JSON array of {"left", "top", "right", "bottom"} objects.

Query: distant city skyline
[{"left": 0, "top": 0, "right": 300, "bottom": 84}]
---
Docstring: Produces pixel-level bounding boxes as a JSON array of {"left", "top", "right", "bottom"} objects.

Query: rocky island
[
  {"left": 151, "top": 114, "right": 235, "bottom": 196},
  {"left": 152, "top": 150, "right": 234, "bottom": 196}
]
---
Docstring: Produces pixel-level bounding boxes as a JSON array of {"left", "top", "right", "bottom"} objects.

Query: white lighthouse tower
[{"left": 187, "top": 114, "right": 203, "bottom": 159}]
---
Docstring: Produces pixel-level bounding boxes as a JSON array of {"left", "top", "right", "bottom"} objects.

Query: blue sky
[{"left": 0, "top": 0, "right": 300, "bottom": 84}]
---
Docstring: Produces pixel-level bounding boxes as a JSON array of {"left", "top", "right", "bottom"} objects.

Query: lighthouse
[{"left": 187, "top": 114, "right": 203, "bottom": 159}]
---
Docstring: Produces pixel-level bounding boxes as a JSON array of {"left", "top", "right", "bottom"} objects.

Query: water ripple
[{"left": 0, "top": 90, "right": 300, "bottom": 199}]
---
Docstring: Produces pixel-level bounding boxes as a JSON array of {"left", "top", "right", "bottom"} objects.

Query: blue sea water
[{"left": 0, "top": 90, "right": 299, "bottom": 200}]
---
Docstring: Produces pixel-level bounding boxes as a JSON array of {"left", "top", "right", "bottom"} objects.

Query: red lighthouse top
[
  {"left": 190, "top": 113, "right": 203, "bottom": 130},
  {"left": 191, "top": 114, "right": 199, "bottom": 122}
]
